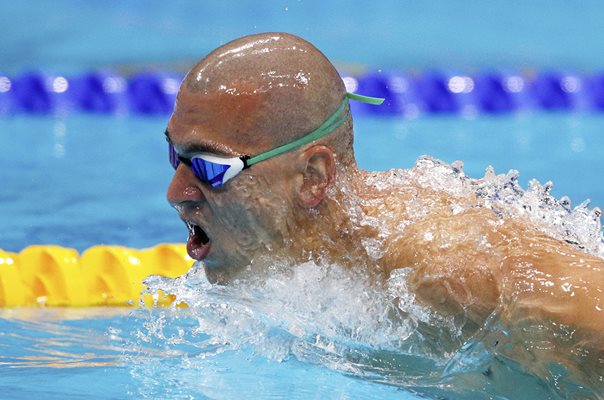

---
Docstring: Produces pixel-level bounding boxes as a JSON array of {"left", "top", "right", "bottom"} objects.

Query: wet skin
[
  {"left": 166, "top": 32, "right": 603, "bottom": 386},
  {"left": 166, "top": 89, "right": 298, "bottom": 278}
]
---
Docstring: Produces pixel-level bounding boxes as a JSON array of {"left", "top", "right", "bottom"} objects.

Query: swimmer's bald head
[{"left": 171, "top": 32, "right": 352, "bottom": 164}]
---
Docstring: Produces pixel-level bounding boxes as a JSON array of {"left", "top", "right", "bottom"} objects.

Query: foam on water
[
  {"left": 366, "top": 156, "right": 603, "bottom": 259},
  {"left": 141, "top": 260, "right": 451, "bottom": 361},
  {"left": 135, "top": 156, "right": 603, "bottom": 399}
]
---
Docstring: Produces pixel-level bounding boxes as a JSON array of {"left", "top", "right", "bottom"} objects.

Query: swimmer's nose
[{"left": 167, "top": 164, "right": 205, "bottom": 208}]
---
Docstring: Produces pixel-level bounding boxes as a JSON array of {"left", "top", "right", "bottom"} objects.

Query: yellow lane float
[{"left": 0, "top": 244, "right": 192, "bottom": 308}]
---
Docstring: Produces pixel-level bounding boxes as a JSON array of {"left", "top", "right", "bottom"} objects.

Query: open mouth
[{"left": 185, "top": 220, "right": 211, "bottom": 261}]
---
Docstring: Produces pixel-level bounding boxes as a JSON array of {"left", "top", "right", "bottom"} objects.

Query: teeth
[
  {"left": 184, "top": 220, "right": 210, "bottom": 245},
  {"left": 185, "top": 221, "right": 196, "bottom": 236}
]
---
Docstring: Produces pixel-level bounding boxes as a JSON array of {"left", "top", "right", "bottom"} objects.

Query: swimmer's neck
[
  {"left": 206, "top": 168, "right": 393, "bottom": 284},
  {"left": 287, "top": 167, "right": 388, "bottom": 273}
]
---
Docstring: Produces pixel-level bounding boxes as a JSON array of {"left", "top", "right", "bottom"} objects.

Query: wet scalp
[{"left": 179, "top": 33, "right": 352, "bottom": 161}]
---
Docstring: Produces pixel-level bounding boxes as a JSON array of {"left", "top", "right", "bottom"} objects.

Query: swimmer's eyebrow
[{"left": 164, "top": 128, "right": 237, "bottom": 157}]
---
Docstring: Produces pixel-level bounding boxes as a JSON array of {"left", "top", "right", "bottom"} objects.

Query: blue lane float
[{"left": 1, "top": 69, "right": 604, "bottom": 117}]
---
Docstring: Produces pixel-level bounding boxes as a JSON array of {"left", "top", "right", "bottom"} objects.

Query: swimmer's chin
[
  {"left": 202, "top": 259, "right": 248, "bottom": 285},
  {"left": 202, "top": 254, "right": 286, "bottom": 285}
]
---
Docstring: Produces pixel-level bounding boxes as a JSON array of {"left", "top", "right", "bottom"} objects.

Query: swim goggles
[{"left": 168, "top": 92, "right": 384, "bottom": 188}]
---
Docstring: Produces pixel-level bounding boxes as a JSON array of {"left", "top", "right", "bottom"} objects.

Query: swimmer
[{"left": 165, "top": 33, "right": 603, "bottom": 387}]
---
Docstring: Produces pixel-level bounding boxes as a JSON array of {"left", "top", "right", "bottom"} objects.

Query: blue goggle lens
[
  {"left": 169, "top": 142, "right": 180, "bottom": 170},
  {"left": 190, "top": 158, "right": 230, "bottom": 188},
  {"left": 169, "top": 142, "right": 231, "bottom": 188}
]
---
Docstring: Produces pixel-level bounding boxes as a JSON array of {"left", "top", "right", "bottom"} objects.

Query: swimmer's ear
[{"left": 295, "top": 145, "right": 336, "bottom": 208}]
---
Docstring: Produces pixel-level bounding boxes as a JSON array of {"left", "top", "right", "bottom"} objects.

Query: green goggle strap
[{"left": 246, "top": 92, "right": 384, "bottom": 167}]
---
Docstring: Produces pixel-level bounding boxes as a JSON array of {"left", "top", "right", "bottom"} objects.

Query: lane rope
[
  {"left": 1, "top": 70, "right": 603, "bottom": 116},
  {"left": 0, "top": 244, "right": 192, "bottom": 308}
]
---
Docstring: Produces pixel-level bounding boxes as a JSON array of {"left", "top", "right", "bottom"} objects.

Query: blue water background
[
  {"left": 2, "top": 0, "right": 604, "bottom": 253},
  {"left": 1, "top": 113, "right": 603, "bottom": 252},
  {"left": 3, "top": 0, "right": 604, "bottom": 74},
  {"left": 1, "top": 1, "right": 604, "bottom": 399}
]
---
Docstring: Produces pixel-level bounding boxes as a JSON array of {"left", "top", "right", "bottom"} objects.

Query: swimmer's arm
[
  {"left": 382, "top": 207, "right": 507, "bottom": 325},
  {"left": 383, "top": 204, "right": 603, "bottom": 388},
  {"left": 383, "top": 208, "right": 604, "bottom": 345},
  {"left": 490, "top": 236, "right": 604, "bottom": 385},
  {"left": 499, "top": 234, "right": 604, "bottom": 346}
]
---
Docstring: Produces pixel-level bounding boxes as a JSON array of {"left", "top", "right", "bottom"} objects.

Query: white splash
[{"left": 377, "top": 156, "right": 603, "bottom": 258}]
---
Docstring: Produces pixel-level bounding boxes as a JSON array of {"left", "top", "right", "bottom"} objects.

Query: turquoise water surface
[
  {"left": 2, "top": 1, "right": 604, "bottom": 399},
  {"left": 2, "top": 112, "right": 602, "bottom": 399}
]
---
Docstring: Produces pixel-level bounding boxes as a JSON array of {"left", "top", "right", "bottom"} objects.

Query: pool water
[
  {"left": 0, "top": 309, "right": 417, "bottom": 399},
  {"left": 2, "top": 113, "right": 603, "bottom": 253},
  {"left": 2, "top": 112, "right": 603, "bottom": 399},
  {"left": 3, "top": 0, "right": 604, "bottom": 398}
]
